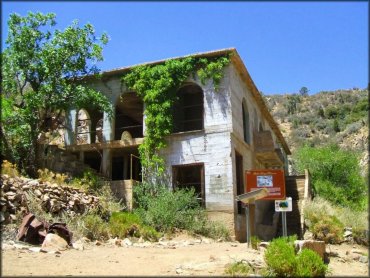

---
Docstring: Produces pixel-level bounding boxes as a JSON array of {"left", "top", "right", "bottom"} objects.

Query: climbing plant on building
[{"left": 121, "top": 55, "right": 230, "bottom": 181}]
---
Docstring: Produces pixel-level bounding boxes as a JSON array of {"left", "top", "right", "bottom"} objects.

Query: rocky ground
[{"left": 1, "top": 232, "right": 368, "bottom": 277}]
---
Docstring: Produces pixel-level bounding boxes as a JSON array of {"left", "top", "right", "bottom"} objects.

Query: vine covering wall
[{"left": 121, "top": 55, "right": 230, "bottom": 181}]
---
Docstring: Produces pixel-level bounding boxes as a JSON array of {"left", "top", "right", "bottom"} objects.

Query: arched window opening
[
  {"left": 76, "top": 109, "right": 91, "bottom": 144},
  {"left": 242, "top": 100, "right": 251, "bottom": 144},
  {"left": 114, "top": 92, "right": 144, "bottom": 140},
  {"left": 173, "top": 84, "right": 204, "bottom": 133}
]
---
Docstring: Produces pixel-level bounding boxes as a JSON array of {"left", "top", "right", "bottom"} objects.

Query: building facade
[{"left": 63, "top": 48, "right": 291, "bottom": 241}]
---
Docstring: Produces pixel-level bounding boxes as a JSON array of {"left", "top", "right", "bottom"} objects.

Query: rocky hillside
[{"left": 263, "top": 88, "right": 368, "bottom": 172}]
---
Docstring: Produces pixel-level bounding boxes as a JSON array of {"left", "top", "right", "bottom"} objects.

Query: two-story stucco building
[{"left": 63, "top": 48, "right": 291, "bottom": 241}]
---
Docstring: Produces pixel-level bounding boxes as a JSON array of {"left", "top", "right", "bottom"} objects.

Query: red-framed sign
[{"left": 245, "top": 169, "right": 286, "bottom": 200}]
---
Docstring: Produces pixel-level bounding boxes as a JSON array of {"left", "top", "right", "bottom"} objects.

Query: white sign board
[{"left": 275, "top": 197, "right": 292, "bottom": 212}]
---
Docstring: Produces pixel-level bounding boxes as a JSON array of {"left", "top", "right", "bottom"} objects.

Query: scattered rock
[
  {"left": 41, "top": 233, "right": 69, "bottom": 252},
  {"left": 72, "top": 240, "right": 84, "bottom": 251},
  {"left": 94, "top": 240, "right": 102, "bottom": 246},
  {"left": 359, "top": 255, "right": 368, "bottom": 263},
  {"left": 259, "top": 241, "right": 270, "bottom": 248},
  {"left": 29, "top": 247, "right": 41, "bottom": 253},
  {"left": 122, "top": 238, "right": 133, "bottom": 246}
]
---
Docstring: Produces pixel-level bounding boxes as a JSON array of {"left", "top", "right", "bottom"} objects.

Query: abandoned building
[{"left": 57, "top": 48, "right": 298, "bottom": 241}]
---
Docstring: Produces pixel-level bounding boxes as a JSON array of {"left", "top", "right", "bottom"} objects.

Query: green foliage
[
  {"left": 295, "top": 249, "right": 328, "bottom": 277},
  {"left": 251, "top": 235, "right": 261, "bottom": 250},
  {"left": 71, "top": 169, "right": 103, "bottom": 192},
  {"left": 1, "top": 12, "right": 112, "bottom": 176},
  {"left": 292, "top": 144, "right": 367, "bottom": 210},
  {"left": 133, "top": 182, "right": 230, "bottom": 240},
  {"left": 1, "top": 160, "right": 20, "bottom": 177},
  {"left": 264, "top": 237, "right": 297, "bottom": 276},
  {"left": 285, "top": 94, "right": 301, "bottom": 115},
  {"left": 108, "top": 212, "right": 160, "bottom": 241},
  {"left": 299, "top": 86, "right": 309, "bottom": 96},
  {"left": 311, "top": 215, "right": 344, "bottom": 244},
  {"left": 264, "top": 236, "right": 327, "bottom": 277},
  {"left": 332, "top": 118, "right": 340, "bottom": 132},
  {"left": 224, "top": 260, "right": 251, "bottom": 276},
  {"left": 81, "top": 214, "right": 110, "bottom": 241},
  {"left": 122, "top": 55, "right": 230, "bottom": 181},
  {"left": 304, "top": 197, "right": 368, "bottom": 246},
  {"left": 37, "top": 168, "right": 68, "bottom": 185}
]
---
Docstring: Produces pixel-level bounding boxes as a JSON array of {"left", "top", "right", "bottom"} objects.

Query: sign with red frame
[{"left": 245, "top": 169, "right": 286, "bottom": 200}]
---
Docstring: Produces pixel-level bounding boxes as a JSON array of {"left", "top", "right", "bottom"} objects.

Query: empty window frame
[
  {"left": 173, "top": 84, "right": 204, "bottom": 133},
  {"left": 172, "top": 163, "right": 205, "bottom": 206},
  {"left": 242, "top": 99, "right": 251, "bottom": 144}
]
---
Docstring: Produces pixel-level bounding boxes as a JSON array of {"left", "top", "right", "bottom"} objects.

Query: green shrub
[
  {"left": 224, "top": 260, "right": 251, "bottom": 276},
  {"left": 71, "top": 169, "right": 103, "bottom": 192},
  {"left": 264, "top": 237, "right": 297, "bottom": 276},
  {"left": 264, "top": 236, "right": 327, "bottom": 277},
  {"left": 293, "top": 144, "right": 367, "bottom": 210},
  {"left": 304, "top": 197, "right": 368, "bottom": 246},
  {"left": 1, "top": 160, "right": 19, "bottom": 177},
  {"left": 134, "top": 182, "right": 230, "bottom": 239},
  {"left": 296, "top": 249, "right": 328, "bottom": 277},
  {"left": 109, "top": 211, "right": 160, "bottom": 241},
  {"left": 311, "top": 215, "right": 344, "bottom": 244},
  {"left": 82, "top": 214, "right": 110, "bottom": 241},
  {"left": 251, "top": 235, "right": 261, "bottom": 250}
]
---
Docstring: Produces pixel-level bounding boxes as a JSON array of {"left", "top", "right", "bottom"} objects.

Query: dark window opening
[
  {"left": 173, "top": 164, "right": 205, "bottom": 206},
  {"left": 242, "top": 100, "right": 251, "bottom": 144},
  {"left": 115, "top": 92, "right": 144, "bottom": 140},
  {"left": 111, "top": 152, "right": 142, "bottom": 181},
  {"left": 235, "top": 151, "right": 244, "bottom": 214},
  {"left": 84, "top": 151, "right": 102, "bottom": 172},
  {"left": 173, "top": 84, "right": 204, "bottom": 133}
]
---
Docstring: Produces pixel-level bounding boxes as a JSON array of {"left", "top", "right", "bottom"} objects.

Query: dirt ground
[{"left": 1, "top": 233, "right": 369, "bottom": 277}]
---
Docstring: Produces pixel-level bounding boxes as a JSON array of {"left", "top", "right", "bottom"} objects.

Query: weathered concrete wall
[
  {"left": 161, "top": 75, "right": 234, "bottom": 213},
  {"left": 109, "top": 180, "right": 134, "bottom": 210}
]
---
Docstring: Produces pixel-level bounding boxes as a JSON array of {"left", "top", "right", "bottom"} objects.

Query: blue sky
[{"left": 1, "top": 1, "right": 368, "bottom": 95}]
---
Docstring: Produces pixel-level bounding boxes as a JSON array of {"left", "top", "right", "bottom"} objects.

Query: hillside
[{"left": 263, "top": 88, "right": 368, "bottom": 173}]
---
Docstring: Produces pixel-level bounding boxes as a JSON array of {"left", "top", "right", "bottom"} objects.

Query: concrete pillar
[
  {"left": 102, "top": 108, "right": 114, "bottom": 179},
  {"left": 64, "top": 109, "right": 77, "bottom": 145},
  {"left": 102, "top": 149, "right": 112, "bottom": 179}
]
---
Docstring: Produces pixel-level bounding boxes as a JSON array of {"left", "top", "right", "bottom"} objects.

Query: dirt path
[{"left": 1, "top": 235, "right": 368, "bottom": 277}]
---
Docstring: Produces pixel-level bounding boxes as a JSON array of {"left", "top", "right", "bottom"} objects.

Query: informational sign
[
  {"left": 275, "top": 197, "right": 292, "bottom": 212},
  {"left": 245, "top": 169, "right": 286, "bottom": 200}
]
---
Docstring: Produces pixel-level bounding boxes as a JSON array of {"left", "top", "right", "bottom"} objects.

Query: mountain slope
[{"left": 263, "top": 88, "right": 368, "bottom": 173}]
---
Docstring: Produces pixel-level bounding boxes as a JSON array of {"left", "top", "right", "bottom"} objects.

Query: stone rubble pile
[{"left": 0, "top": 174, "right": 101, "bottom": 224}]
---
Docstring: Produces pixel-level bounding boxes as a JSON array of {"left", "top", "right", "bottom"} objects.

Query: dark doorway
[
  {"left": 112, "top": 156, "right": 124, "bottom": 181},
  {"left": 235, "top": 151, "right": 244, "bottom": 214},
  {"left": 173, "top": 163, "right": 205, "bottom": 206},
  {"left": 84, "top": 151, "right": 102, "bottom": 172}
]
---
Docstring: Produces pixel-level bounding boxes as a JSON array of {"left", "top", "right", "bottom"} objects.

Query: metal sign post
[
  {"left": 282, "top": 211, "right": 287, "bottom": 237},
  {"left": 275, "top": 197, "right": 292, "bottom": 237},
  {"left": 245, "top": 204, "right": 250, "bottom": 247},
  {"left": 236, "top": 188, "right": 269, "bottom": 247}
]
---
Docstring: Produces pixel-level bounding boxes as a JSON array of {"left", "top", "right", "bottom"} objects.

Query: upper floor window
[
  {"left": 242, "top": 99, "right": 251, "bottom": 144},
  {"left": 173, "top": 84, "right": 204, "bottom": 133}
]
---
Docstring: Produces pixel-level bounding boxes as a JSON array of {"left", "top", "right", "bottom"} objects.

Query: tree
[
  {"left": 292, "top": 144, "right": 367, "bottom": 210},
  {"left": 1, "top": 12, "right": 112, "bottom": 176},
  {"left": 285, "top": 94, "right": 301, "bottom": 115},
  {"left": 299, "top": 86, "right": 309, "bottom": 96}
]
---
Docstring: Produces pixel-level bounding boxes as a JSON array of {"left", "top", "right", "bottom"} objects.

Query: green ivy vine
[{"left": 121, "top": 55, "right": 230, "bottom": 180}]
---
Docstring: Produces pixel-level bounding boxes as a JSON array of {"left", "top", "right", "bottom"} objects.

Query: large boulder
[{"left": 295, "top": 240, "right": 326, "bottom": 260}]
